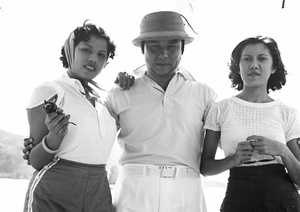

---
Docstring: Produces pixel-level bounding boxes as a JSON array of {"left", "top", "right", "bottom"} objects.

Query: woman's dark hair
[
  {"left": 60, "top": 20, "right": 116, "bottom": 68},
  {"left": 228, "top": 35, "right": 287, "bottom": 92}
]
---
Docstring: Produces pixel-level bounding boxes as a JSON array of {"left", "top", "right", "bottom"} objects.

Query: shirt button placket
[{"left": 163, "top": 95, "right": 173, "bottom": 115}]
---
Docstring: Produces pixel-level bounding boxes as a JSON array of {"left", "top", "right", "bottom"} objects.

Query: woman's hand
[
  {"left": 23, "top": 108, "right": 70, "bottom": 165},
  {"left": 247, "top": 135, "right": 285, "bottom": 157},
  {"left": 233, "top": 141, "right": 253, "bottom": 165},
  {"left": 247, "top": 135, "right": 300, "bottom": 186},
  {"left": 45, "top": 108, "right": 70, "bottom": 138},
  {"left": 114, "top": 72, "right": 135, "bottom": 90}
]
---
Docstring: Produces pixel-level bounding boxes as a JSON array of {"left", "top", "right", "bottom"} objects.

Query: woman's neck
[{"left": 236, "top": 89, "right": 273, "bottom": 103}]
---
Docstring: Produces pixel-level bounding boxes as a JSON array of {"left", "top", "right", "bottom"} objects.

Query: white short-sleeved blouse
[
  {"left": 27, "top": 74, "right": 117, "bottom": 164},
  {"left": 204, "top": 96, "right": 300, "bottom": 166}
]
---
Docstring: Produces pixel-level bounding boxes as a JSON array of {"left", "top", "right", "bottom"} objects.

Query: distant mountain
[
  {"left": 0, "top": 129, "right": 228, "bottom": 188},
  {"left": 0, "top": 129, "right": 35, "bottom": 179}
]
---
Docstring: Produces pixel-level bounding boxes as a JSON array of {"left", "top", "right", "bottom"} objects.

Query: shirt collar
[
  {"left": 140, "top": 67, "right": 196, "bottom": 82},
  {"left": 60, "top": 73, "right": 85, "bottom": 94},
  {"left": 176, "top": 68, "right": 196, "bottom": 81}
]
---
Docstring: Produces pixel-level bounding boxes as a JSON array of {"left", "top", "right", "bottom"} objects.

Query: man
[{"left": 106, "top": 11, "right": 217, "bottom": 212}]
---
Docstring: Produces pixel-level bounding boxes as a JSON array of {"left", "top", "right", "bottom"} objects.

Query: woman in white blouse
[
  {"left": 201, "top": 36, "right": 300, "bottom": 212},
  {"left": 23, "top": 21, "right": 133, "bottom": 212}
]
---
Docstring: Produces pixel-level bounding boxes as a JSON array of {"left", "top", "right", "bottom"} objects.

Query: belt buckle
[{"left": 159, "top": 166, "right": 176, "bottom": 178}]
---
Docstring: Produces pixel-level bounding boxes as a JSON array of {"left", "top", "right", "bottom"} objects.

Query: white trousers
[{"left": 113, "top": 164, "right": 207, "bottom": 212}]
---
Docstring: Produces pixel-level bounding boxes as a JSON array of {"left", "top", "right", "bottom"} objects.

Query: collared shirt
[
  {"left": 106, "top": 69, "right": 216, "bottom": 171},
  {"left": 27, "top": 74, "right": 117, "bottom": 164},
  {"left": 204, "top": 96, "right": 300, "bottom": 166}
]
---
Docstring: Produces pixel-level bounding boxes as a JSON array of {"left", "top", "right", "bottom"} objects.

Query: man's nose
[{"left": 158, "top": 48, "right": 169, "bottom": 59}]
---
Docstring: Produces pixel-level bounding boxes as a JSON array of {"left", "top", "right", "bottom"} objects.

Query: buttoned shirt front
[
  {"left": 106, "top": 69, "right": 216, "bottom": 171},
  {"left": 27, "top": 74, "right": 117, "bottom": 164}
]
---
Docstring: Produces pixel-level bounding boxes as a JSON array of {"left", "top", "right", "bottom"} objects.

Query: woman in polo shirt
[{"left": 23, "top": 21, "right": 131, "bottom": 212}]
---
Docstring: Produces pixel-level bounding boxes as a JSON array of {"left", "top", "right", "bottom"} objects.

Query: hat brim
[{"left": 132, "top": 31, "right": 194, "bottom": 47}]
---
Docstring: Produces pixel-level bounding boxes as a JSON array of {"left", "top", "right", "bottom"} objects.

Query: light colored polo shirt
[
  {"left": 27, "top": 74, "right": 117, "bottom": 164},
  {"left": 106, "top": 69, "right": 216, "bottom": 172}
]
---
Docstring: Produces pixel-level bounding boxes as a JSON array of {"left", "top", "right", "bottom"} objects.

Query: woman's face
[
  {"left": 239, "top": 43, "right": 276, "bottom": 90},
  {"left": 69, "top": 35, "right": 108, "bottom": 81}
]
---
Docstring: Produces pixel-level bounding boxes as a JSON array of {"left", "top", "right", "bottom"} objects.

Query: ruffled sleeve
[
  {"left": 203, "top": 101, "right": 221, "bottom": 132},
  {"left": 285, "top": 107, "right": 300, "bottom": 142}
]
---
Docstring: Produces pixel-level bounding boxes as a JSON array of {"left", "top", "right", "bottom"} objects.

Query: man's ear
[{"left": 141, "top": 42, "right": 145, "bottom": 54}]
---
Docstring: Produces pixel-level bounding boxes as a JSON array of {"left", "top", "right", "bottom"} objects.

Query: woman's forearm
[
  {"left": 201, "top": 155, "right": 238, "bottom": 176},
  {"left": 280, "top": 140, "right": 300, "bottom": 186},
  {"left": 29, "top": 133, "right": 63, "bottom": 170},
  {"left": 29, "top": 142, "right": 56, "bottom": 170},
  {"left": 281, "top": 150, "right": 300, "bottom": 186}
]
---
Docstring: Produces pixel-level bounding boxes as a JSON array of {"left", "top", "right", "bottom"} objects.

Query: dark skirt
[
  {"left": 221, "top": 164, "right": 300, "bottom": 212},
  {"left": 23, "top": 158, "right": 113, "bottom": 212}
]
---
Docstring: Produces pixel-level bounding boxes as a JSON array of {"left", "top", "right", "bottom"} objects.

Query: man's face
[{"left": 144, "top": 40, "right": 182, "bottom": 76}]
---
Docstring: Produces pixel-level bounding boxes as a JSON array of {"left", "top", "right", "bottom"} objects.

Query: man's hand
[{"left": 23, "top": 137, "right": 34, "bottom": 165}]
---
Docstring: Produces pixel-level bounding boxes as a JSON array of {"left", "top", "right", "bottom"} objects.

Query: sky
[{"left": 0, "top": 0, "right": 300, "bottom": 136}]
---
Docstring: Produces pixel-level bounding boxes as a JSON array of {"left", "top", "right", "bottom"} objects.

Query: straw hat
[{"left": 132, "top": 11, "right": 194, "bottom": 47}]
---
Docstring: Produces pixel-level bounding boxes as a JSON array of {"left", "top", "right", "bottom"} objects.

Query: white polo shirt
[
  {"left": 27, "top": 74, "right": 117, "bottom": 164},
  {"left": 106, "top": 69, "right": 216, "bottom": 172}
]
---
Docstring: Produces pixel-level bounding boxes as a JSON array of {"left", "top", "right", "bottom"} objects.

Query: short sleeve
[
  {"left": 27, "top": 81, "right": 64, "bottom": 109},
  {"left": 204, "top": 102, "right": 221, "bottom": 131},
  {"left": 285, "top": 107, "right": 300, "bottom": 142},
  {"left": 203, "top": 85, "right": 217, "bottom": 122},
  {"left": 105, "top": 88, "right": 120, "bottom": 128}
]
